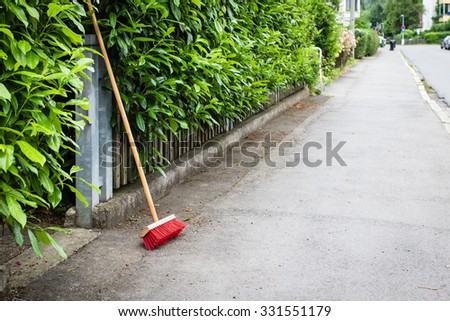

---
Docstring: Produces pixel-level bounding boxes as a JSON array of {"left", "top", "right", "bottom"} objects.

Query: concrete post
[
  {"left": 75, "top": 35, "right": 113, "bottom": 227},
  {"left": 97, "top": 47, "right": 114, "bottom": 202}
]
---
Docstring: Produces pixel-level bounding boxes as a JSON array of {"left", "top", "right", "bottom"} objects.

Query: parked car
[{"left": 441, "top": 36, "right": 450, "bottom": 50}]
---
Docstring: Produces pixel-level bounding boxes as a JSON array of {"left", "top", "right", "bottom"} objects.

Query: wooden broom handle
[{"left": 87, "top": 0, "right": 159, "bottom": 223}]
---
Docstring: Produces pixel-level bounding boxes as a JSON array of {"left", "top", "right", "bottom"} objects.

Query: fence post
[
  {"left": 75, "top": 34, "right": 113, "bottom": 227},
  {"left": 97, "top": 49, "right": 114, "bottom": 202}
]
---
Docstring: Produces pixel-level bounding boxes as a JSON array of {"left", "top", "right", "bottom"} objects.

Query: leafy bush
[
  {"left": 0, "top": 1, "right": 95, "bottom": 257},
  {"left": 354, "top": 28, "right": 379, "bottom": 59},
  {"left": 354, "top": 29, "right": 369, "bottom": 59},
  {"left": 430, "top": 22, "right": 450, "bottom": 32},
  {"left": 423, "top": 31, "right": 450, "bottom": 43},
  {"left": 308, "top": 0, "right": 341, "bottom": 73},
  {"left": 394, "top": 29, "right": 416, "bottom": 42},
  {"left": 365, "top": 29, "right": 379, "bottom": 57}
]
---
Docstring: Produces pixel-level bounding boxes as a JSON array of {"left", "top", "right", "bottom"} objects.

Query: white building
[
  {"left": 422, "top": 0, "right": 437, "bottom": 30},
  {"left": 437, "top": 0, "right": 450, "bottom": 23},
  {"left": 421, "top": 0, "right": 450, "bottom": 30},
  {"left": 338, "top": 0, "right": 361, "bottom": 27}
]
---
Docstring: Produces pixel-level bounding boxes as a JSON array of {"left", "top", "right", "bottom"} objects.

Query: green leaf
[
  {"left": 35, "top": 229, "right": 51, "bottom": 246},
  {"left": 11, "top": 220, "right": 24, "bottom": 246},
  {"left": 47, "top": 226, "right": 70, "bottom": 234},
  {"left": 46, "top": 135, "right": 61, "bottom": 152},
  {"left": 69, "top": 165, "right": 83, "bottom": 175},
  {"left": 16, "top": 141, "right": 46, "bottom": 166},
  {"left": 9, "top": 3, "right": 28, "bottom": 27},
  {"left": 16, "top": 154, "right": 38, "bottom": 174},
  {"left": 28, "top": 229, "right": 43, "bottom": 258},
  {"left": 178, "top": 120, "right": 189, "bottom": 129},
  {"left": 136, "top": 113, "right": 146, "bottom": 132},
  {"left": 170, "top": 1, "right": 182, "bottom": 21},
  {"left": 0, "top": 28, "right": 14, "bottom": 40},
  {"left": 60, "top": 25, "right": 83, "bottom": 44},
  {"left": 48, "top": 187, "right": 62, "bottom": 208},
  {"left": 77, "top": 177, "right": 101, "bottom": 194},
  {"left": 169, "top": 118, "right": 179, "bottom": 132},
  {"left": 6, "top": 194, "right": 27, "bottom": 228},
  {"left": 48, "top": 233, "right": 67, "bottom": 259},
  {"left": 25, "top": 6, "right": 40, "bottom": 20},
  {"left": 38, "top": 170, "right": 54, "bottom": 194},
  {"left": 110, "top": 12, "right": 117, "bottom": 28},
  {"left": 0, "top": 144, "right": 15, "bottom": 171},
  {"left": 0, "top": 83, "right": 11, "bottom": 101},
  {"left": 0, "top": 49, "right": 7, "bottom": 60},
  {"left": 68, "top": 184, "right": 88, "bottom": 207},
  {"left": 18, "top": 40, "right": 31, "bottom": 54},
  {"left": 191, "top": 0, "right": 202, "bottom": 8},
  {"left": 26, "top": 51, "right": 40, "bottom": 69},
  {"left": 47, "top": 3, "right": 61, "bottom": 18}
]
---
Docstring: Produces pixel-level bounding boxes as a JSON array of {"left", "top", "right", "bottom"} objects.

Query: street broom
[{"left": 87, "top": 0, "right": 187, "bottom": 250}]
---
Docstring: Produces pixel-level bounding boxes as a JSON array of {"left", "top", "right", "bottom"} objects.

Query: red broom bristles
[{"left": 143, "top": 218, "right": 187, "bottom": 250}]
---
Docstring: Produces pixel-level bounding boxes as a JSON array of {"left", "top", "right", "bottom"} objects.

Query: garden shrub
[
  {"left": 423, "top": 31, "right": 450, "bottom": 43},
  {"left": 95, "top": 0, "right": 339, "bottom": 153},
  {"left": 354, "top": 28, "right": 379, "bottom": 59},
  {"left": 354, "top": 29, "right": 368, "bottom": 59},
  {"left": 365, "top": 29, "right": 379, "bottom": 57},
  {"left": 430, "top": 21, "right": 450, "bottom": 32}
]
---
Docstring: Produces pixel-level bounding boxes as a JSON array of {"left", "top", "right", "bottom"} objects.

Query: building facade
[
  {"left": 338, "top": 0, "right": 361, "bottom": 27},
  {"left": 437, "top": 0, "right": 450, "bottom": 22},
  {"left": 422, "top": 0, "right": 437, "bottom": 30}
]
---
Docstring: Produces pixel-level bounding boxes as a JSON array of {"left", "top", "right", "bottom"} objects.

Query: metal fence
[{"left": 111, "top": 83, "right": 304, "bottom": 189}]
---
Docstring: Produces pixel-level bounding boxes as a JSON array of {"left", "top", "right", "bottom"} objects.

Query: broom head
[{"left": 139, "top": 215, "right": 187, "bottom": 250}]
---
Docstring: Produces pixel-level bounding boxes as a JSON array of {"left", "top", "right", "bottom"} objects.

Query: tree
[
  {"left": 384, "top": 0, "right": 425, "bottom": 36},
  {"left": 362, "top": 0, "right": 386, "bottom": 10},
  {"left": 369, "top": 2, "right": 386, "bottom": 28}
]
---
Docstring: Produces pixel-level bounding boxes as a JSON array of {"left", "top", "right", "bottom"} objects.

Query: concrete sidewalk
[{"left": 12, "top": 48, "right": 450, "bottom": 300}]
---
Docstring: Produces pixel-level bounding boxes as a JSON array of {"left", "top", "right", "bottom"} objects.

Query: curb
[
  {"left": 400, "top": 52, "right": 450, "bottom": 135},
  {"left": 88, "top": 87, "right": 310, "bottom": 229}
]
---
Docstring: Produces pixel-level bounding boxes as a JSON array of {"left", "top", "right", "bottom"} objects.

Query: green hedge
[
  {"left": 430, "top": 22, "right": 450, "bottom": 32},
  {"left": 354, "top": 28, "right": 379, "bottom": 59},
  {"left": 97, "top": 0, "right": 340, "bottom": 147},
  {"left": 423, "top": 31, "right": 450, "bottom": 43}
]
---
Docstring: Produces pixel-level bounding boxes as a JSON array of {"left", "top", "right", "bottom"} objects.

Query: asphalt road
[
  {"left": 401, "top": 44, "right": 450, "bottom": 104},
  {"left": 13, "top": 48, "right": 450, "bottom": 301}
]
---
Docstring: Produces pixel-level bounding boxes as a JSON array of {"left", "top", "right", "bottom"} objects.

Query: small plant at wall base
[{"left": 0, "top": 1, "right": 97, "bottom": 258}]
